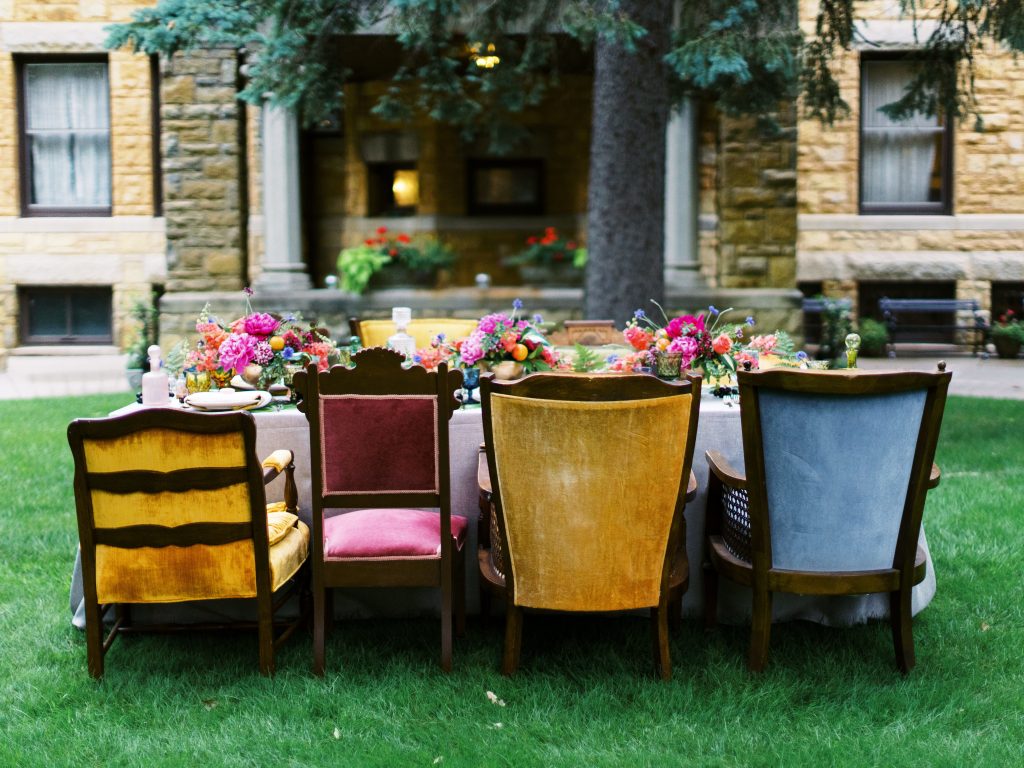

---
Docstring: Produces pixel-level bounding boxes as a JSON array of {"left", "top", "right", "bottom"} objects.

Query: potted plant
[
  {"left": 123, "top": 295, "right": 158, "bottom": 390},
  {"left": 503, "top": 227, "right": 586, "bottom": 286},
  {"left": 337, "top": 226, "right": 455, "bottom": 294},
  {"left": 990, "top": 310, "right": 1023, "bottom": 359},
  {"left": 856, "top": 317, "right": 890, "bottom": 357}
]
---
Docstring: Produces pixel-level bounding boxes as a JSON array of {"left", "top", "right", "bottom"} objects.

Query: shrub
[{"left": 857, "top": 317, "right": 889, "bottom": 357}]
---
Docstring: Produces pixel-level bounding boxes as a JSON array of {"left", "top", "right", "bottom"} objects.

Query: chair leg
[
  {"left": 501, "top": 603, "right": 523, "bottom": 676},
  {"left": 84, "top": 600, "right": 104, "bottom": 679},
  {"left": 668, "top": 588, "right": 682, "bottom": 632},
  {"left": 313, "top": 586, "right": 327, "bottom": 677},
  {"left": 890, "top": 586, "right": 916, "bottom": 674},
  {"left": 703, "top": 563, "right": 719, "bottom": 630},
  {"left": 257, "top": 594, "right": 275, "bottom": 677},
  {"left": 651, "top": 601, "right": 672, "bottom": 681},
  {"left": 454, "top": 547, "right": 466, "bottom": 639},
  {"left": 441, "top": 556, "right": 454, "bottom": 673},
  {"left": 748, "top": 588, "right": 773, "bottom": 673}
]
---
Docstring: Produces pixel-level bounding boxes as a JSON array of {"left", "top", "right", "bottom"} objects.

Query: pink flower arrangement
[
  {"left": 185, "top": 291, "right": 341, "bottom": 388},
  {"left": 455, "top": 301, "right": 561, "bottom": 373},
  {"left": 623, "top": 302, "right": 751, "bottom": 380}
]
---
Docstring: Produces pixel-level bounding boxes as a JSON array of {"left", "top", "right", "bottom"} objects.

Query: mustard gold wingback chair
[
  {"left": 350, "top": 316, "right": 479, "bottom": 349},
  {"left": 67, "top": 409, "right": 310, "bottom": 678},
  {"left": 479, "top": 372, "right": 701, "bottom": 679},
  {"left": 703, "top": 366, "right": 951, "bottom": 673}
]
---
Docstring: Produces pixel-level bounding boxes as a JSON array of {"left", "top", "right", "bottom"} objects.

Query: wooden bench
[{"left": 879, "top": 298, "right": 988, "bottom": 357}]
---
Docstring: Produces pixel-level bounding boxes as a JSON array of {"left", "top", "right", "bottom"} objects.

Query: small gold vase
[
  {"left": 653, "top": 351, "right": 683, "bottom": 380},
  {"left": 210, "top": 369, "right": 232, "bottom": 389},
  {"left": 185, "top": 369, "right": 211, "bottom": 394}
]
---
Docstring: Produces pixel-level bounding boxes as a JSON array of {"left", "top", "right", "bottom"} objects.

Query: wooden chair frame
[
  {"left": 479, "top": 372, "right": 701, "bottom": 679},
  {"left": 703, "top": 366, "right": 951, "bottom": 674},
  {"left": 293, "top": 347, "right": 466, "bottom": 674},
  {"left": 67, "top": 409, "right": 308, "bottom": 679}
]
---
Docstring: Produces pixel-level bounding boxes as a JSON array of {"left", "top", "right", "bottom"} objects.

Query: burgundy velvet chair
[{"left": 293, "top": 347, "right": 467, "bottom": 674}]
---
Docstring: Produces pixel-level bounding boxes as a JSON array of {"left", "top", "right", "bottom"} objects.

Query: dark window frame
[
  {"left": 18, "top": 285, "right": 114, "bottom": 345},
  {"left": 367, "top": 162, "right": 418, "bottom": 217},
  {"left": 150, "top": 54, "right": 163, "bottom": 217},
  {"left": 466, "top": 158, "right": 545, "bottom": 216},
  {"left": 858, "top": 52, "right": 954, "bottom": 216},
  {"left": 15, "top": 53, "right": 113, "bottom": 218}
]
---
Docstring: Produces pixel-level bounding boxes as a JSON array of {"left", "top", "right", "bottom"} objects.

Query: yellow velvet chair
[
  {"left": 349, "top": 315, "right": 479, "bottom": 350},
  {"left": 479, "top": 372, "right": 701, "bottom": 679},
  {"left": 67, "top": 409, "right": 310, "bottom": 678}
]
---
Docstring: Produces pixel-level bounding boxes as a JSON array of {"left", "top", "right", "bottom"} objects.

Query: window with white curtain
[
  {"left": 860, "top": 57, "right": 951, "bottom": 214},
  {"left": 19, "top": 59, "right": 111, "bottom": 214}
]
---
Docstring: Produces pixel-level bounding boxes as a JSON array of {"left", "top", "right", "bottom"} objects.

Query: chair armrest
[
  {"left": 686, "top": 470, "right": 698, "bottom": 503},
  {"left": 262, "top": 449, "right": 298, "bottom": 515},
  {"left": 928, "top": 462, "right": 941, "bottom": 489},
  {"left": 261, "top": 449, "right": 293, "bottom": 483},
  {"left": 477, "top": 443, "right": 492, "bottom": 495},
  {"left": 706, "top": 450, "right": 747, "bottom": 491}
]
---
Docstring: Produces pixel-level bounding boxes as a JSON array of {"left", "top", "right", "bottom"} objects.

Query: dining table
[{"left": 70, "top": 390, "right": 936, "bottom": 628}]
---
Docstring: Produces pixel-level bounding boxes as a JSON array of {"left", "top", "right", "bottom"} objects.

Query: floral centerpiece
[
  {"left": 337, "top": 226, "right": 455, "bottom": 294},
  {"left": 503, "top": 227, "right": 586, "bottom": 286},
  {"left": 185, "top": 289, "right": 343, "bottom": 390},
  {"left": 448, "top": 300, "right": 562, "bottom": 377},
  {"left": 622, "top": 302, "right": 751, "bottom": 381}
]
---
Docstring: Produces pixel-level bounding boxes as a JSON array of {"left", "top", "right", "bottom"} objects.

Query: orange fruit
[
  {"left": 269, "top": 336, "right": 285, "bottom": 351},
  {"left": 512, "top": 343, "right": 528, "bottom": 361}
]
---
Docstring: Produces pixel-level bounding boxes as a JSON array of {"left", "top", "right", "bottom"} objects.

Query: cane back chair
[
  {"left": 703, "top": 365, "right": 951, "bottom": 673},
  {"left": 293, "top": 347, "right": 467, "bottom": 674},
  {"left": 479, "top": 372, "right": 701, "bottom": 679},
  {"left": 67, "top": 409, "right": 310, "bottom": 678}
]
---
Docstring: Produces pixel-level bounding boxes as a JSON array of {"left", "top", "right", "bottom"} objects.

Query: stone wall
[
  {"left": 161, "top": 48, "right": 246, "bottom": 291},
  {"left": 712, "top": 108, "right": 798, "bottom": 290}
]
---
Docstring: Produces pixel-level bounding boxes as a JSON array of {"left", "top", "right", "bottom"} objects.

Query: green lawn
[{"left": 1, "top": 394, "right": 1022, "bottom": 766}]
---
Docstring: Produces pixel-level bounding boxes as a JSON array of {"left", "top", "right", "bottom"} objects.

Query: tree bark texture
[{"left": 585, "top": 0, "right": 673, "bottom": 323}]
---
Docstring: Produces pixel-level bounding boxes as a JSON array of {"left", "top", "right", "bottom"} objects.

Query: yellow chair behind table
[
  {"left": 67, "top": 409, "right": 310, "bottom": 679},
  {"left": 350, "top": 316, "right": 479, "bottom": 350},
  {"left": 479, "top": 372, "right": 701, "bottom": 679}
]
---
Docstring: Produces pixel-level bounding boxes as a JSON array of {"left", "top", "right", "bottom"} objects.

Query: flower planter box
[
  {"left": 369, "top": 265, "right": 439, "bottom": 290},
  {"left": 518, "top": 264, "right": 583, "bottom": 287}
]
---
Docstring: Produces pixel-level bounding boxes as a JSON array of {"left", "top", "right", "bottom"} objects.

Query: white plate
[{"left": 184, "top": 390, "right": 272, "bottom": 411}]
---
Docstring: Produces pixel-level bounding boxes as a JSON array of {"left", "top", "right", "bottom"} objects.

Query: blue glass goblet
[{"left": 462, "top": 366, "right": 480, "bottom": 404}]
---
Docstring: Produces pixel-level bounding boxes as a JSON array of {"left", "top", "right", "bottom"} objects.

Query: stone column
[
  {"left": 664, "top": 99, "right": 704, "bottom": 289},
  {"left": 253, "top": 103, "right": 311, "bottom": 290},
  {"left": 161, "top": 49, "right": 246, "bottom": 291}
]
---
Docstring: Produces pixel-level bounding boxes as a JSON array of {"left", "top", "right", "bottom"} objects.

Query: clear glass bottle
[
  {"left": 141, "top": 345, "right": 169, "bottom": 406},
  {"left": 387, "top": 307, "right": 416, "bottom": 359}
]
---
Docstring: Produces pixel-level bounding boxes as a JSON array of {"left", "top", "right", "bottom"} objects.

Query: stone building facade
[
  {"left": 795, "top": 0, "right": 1024, "bottom": 324},
  {"left": 0, "top": 0, "right": 164, "bottom": 371},
  {"left": 2, "top": 1, "right": 1022, "bottom": 370}
]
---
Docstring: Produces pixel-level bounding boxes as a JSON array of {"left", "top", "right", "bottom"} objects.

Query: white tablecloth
[{"left": 71, "top": 396, "right": 935, "bottom": 627}]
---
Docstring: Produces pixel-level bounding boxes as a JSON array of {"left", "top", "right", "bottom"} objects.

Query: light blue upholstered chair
[{"left": 703, "top": 365, "right": 951, "bottom": 673}]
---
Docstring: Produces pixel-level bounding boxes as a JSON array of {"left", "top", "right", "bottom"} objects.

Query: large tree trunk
[{"left": 584, "top": 0, "right": 673, "bottom": 322}]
